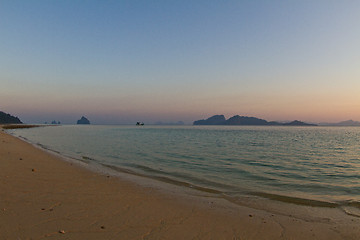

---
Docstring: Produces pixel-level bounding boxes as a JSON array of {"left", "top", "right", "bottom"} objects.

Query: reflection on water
[{"left": 9, "top": 125, "right": 360, "bottom": 210}]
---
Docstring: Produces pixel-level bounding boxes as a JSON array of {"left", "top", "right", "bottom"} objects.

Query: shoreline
[
  {"left": 1, "top": 128, "right": 359, "bottom": 239},
  {"left": 7, "top": 126, "right": 360, "bottom": 214},
  {"left": 10, "top": 127, "right": 357, "bottom": 212}
]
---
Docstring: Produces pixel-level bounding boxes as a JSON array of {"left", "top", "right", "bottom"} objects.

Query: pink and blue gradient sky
[{"left": 1, "top": 0, "right": 360, "bottom": 124}]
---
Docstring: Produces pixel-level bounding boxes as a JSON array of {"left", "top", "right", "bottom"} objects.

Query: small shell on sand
[{"left": 59, "top": 230, "right": 65, "bottom": 234}]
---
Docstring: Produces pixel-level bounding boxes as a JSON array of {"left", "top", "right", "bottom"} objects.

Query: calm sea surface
[{"left": 8, "top": 125, "right": 360, "bottom": 209}]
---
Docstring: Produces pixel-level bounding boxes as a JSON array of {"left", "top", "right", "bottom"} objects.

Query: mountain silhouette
[
  {"left": 193, "top": 115, "right": 226, "bottom": 125},
  {"left": 77, "top": 116, "right": 90, "bottom": 124},
  {"left": 0, "top": 111, "right": 22, "bottom": 124},
  {"left": 194, "top": 115, "right": 317, "bottom": 126}
]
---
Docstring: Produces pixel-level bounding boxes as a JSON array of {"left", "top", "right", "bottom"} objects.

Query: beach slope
[{"left": 0, "top": 129, "right": 358, "bottom": 239}]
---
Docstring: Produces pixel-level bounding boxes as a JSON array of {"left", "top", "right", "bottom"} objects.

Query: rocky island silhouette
[{"left": 194, "top": 115, "right": 317, "bottom": 126}]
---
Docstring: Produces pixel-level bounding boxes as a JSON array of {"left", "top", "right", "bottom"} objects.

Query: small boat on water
[{"left": 136, "top": 122, "right": 144, "bottom": 126}]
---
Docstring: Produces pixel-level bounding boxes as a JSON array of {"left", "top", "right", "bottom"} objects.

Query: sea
[{"left": 7, "top": 125, "right": 360, "bottom": 214}]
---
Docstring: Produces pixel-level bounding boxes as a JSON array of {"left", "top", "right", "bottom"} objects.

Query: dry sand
[{"left": 0, "top": 127, "right": 359, "bottom": 239}]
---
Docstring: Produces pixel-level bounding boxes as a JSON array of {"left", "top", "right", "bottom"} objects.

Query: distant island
[
  {"left": 77, "top": 116, "right": 90, "bottom": 124},
  {"left": 44, "top": 120, "right": 61, "bottom": 125},
  {"left": 0, "top": 111, "right": 22, "bottom": 124},
  {"left": 282, "top": 120, "right": 316, "bottom": 126},
  {"left": 319, "top": 120, "right": 360, "bottom": 126},
  {"left": 193, "top": 115, "right": 317, "bottom": 126},
  {"left": 154, "top": 121, "right": 184, "bottom": 125}
]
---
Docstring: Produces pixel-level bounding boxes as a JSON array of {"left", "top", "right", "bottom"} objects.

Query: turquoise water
[{"left": 9, "top": 125, "right": 360, "bottom": 209}]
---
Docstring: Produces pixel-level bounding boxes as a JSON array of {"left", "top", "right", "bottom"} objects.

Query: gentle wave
[
  {"left": 102, "top": 160, "right": 360, "bottom": 217},
  {"left": 8, "top": 125, "right": 360, "bottom": 214}
]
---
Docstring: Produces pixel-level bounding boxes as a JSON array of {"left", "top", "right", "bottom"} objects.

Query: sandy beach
[{"left": 0, "top": 127, "right": 359, "bottom": 240}]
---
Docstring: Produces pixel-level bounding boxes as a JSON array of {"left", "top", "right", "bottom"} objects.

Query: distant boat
[{"left": 136, "top": 122, "right": 144, "bottom": 126}]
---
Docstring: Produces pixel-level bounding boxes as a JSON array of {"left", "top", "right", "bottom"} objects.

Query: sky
[{"left": 1, "top": 0, "right": 360, "bottom": 124}]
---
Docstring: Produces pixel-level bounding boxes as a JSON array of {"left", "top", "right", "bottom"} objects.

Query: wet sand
[{"left": 0, "top": 127, "right": 359, "bottom": 239}]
